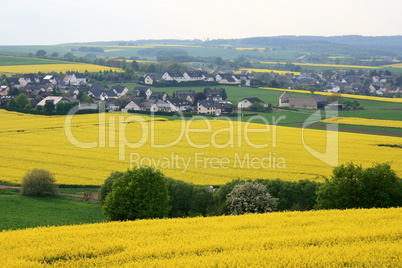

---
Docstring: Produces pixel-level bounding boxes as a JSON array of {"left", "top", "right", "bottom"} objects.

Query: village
[{"left": 0, "top": 67, "right": 401, "bottom": 115}]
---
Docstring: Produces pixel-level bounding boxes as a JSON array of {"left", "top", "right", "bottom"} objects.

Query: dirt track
[{"left": 289, "top": 123, "right": 402, "bottom": 136}]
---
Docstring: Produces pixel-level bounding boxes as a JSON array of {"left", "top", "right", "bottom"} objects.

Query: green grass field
[
  {"left": 0, "top": 192, "right": 106, "bottom": 231},
  {"left": 0, "top": 56, "right": 74, "bottom": 66}
]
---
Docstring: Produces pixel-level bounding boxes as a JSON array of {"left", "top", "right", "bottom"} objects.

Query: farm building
[{"left": 279, "top": 92, "right": 328, "bottom": 109}]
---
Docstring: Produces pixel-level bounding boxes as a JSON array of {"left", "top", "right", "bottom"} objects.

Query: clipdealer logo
[{"left": 64, "top": 101, "right": 339, "bottom": 172}]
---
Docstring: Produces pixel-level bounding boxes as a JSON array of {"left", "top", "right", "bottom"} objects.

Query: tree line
[
  {"left": 98, "top": 162, "right": 402, "bottom": 221},
  {"left": 19, "top": 162, "right": 402, "bottom": 221}
]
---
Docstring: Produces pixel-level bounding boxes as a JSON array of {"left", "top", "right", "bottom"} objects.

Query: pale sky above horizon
[{"left": 2, "top": 0, "right": 402, "bottom": 45}]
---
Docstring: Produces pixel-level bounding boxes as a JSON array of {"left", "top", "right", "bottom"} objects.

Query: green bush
[
  {"left": 20, "top": 169, "right": 57, "bottom": 196},
  {"left": 316, "top": 162, "right": 402, "bottom": 209},
  {"left": 98, "top": 171, "right": 123, "bottom": 204},
  {"left": 165, "top": 178, "right": 214, "bottom": 217},
  {"left": 102, "top": 167, "right": 170, "bottom": 221}
]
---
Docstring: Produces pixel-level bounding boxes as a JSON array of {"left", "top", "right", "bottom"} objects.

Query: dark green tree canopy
[
  {"left": 35, "top": 49, "right": 47, "bottom": 57},
  {"left": 14, "top": 93, "right": 29, "bottom": 108},
  {"left": 103, "top": 167, "right": 170, "bottom": 221},
  {"left": 316, "top": 162, "right": 402, "bottom": 209},
  {"left": 98, "top": 171, "right": 124, "bottom": 204}
]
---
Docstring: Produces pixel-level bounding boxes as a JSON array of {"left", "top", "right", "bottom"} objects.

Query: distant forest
[{"left": 62, "top": 35, "right": 402, "bottom": 57}]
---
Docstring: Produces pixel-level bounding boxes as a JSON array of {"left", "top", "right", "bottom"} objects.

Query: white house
[
  {"left": 42, "top": 75, "right": 58, "bottom": 85},
  {"left": 176, "top": 90, "right": 195, "bottom": 102},
  {"left": 168, "top": 99, "right": 191, "bottom": 112},
  {"left": 64, "top": 73, "right": 87, "bottom": 86},
  {"left": 36, "top": 96, "right": 74, "bottom": 107},
  {"left": 154, "top": 100, "right": 171, "bottom": 112},
  {"left": 123, "top": 99, "right": 145, "bottom": 111},
  {"left": 161, "top": 71, "right": 185, "bottom": 82},
  {"left": 133, "top": 87, "right": 153, "bottom": 99},
  {"left": 19, "top": 74, "right": 40, "bottom": 86},
  {"left": 142, "top": 73, "right": 162, "bottom": 85},
  {"left": 150, "top": 92, "right": 168, "bottom": 101},
  {"left": 111, "top": 85, "right": 129, "bottom": 97},
  {"left": 237, "top": 98, "right": 267, "bottom": 109},
  {"left": 183, "top": 71, "right": 205, "bottom": 82},
  {"left": 0, "top": 85, "right": 10, "bottom": 96}
]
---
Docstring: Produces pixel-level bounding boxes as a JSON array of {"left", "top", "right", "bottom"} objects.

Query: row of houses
[
  {"left": 141, "top": 71, "right": 251, "bottom": 86},
  {"left": 119, "top": 97, "right": 268, "bottom": 115},
  {"left": 4, "top": 73, "right": 88, "bottom": 89}
]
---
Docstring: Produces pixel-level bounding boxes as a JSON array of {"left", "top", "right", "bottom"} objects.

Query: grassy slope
[
  {"left": 0, "top": 56, "right": 73, "bottom": 66},
  {"left": 0, "top": 192, "right": 106, "bottom": 231}
]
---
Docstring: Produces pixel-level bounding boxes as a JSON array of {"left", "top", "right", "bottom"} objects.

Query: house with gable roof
[
  {"left": 197, "top": 100, "right": 220, "bottom": 115},
  {"left": 141, "top": 73, "right": 162, "bottom": 85},
  {"left": 64, "top": 73, "right": 87, "bottom": 86},
  {"left": 133, "top": 87, "right": 153, "bottom": 99},
  {"left": 167, "top": 99, "right": 192, "bottom": 112},
  {"left": 161, "top": 71, "right": 185, "bottom": 82},
  {"left": 111, "top": 85, "right": 129, "bottom": 97},
  {"left": 237, "top": 97, "right": 267, "bottom": 109},
  {"left": 183, "top": 71, "right": 205, "bottom": 82}
]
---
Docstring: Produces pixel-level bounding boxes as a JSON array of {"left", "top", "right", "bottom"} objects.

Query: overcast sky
[{"left": 2, "top": 0, "right": 402, "bottom": 45}]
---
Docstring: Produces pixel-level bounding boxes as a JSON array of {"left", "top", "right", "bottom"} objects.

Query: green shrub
[
  {"left": 20, "top": 169, "right": 57, "bottom": 196},
  {"left": 316, "top": 162, "right": 402, "bottom": 209},
  {"left": 102, "top": 167, "right": 170, "bottom": 221}
]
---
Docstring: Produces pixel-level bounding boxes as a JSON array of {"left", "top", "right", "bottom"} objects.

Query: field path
[{"left": 290, "top": 123, "right": 402, "bottom": 136}]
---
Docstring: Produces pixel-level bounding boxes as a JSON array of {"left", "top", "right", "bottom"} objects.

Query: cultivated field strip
[
  {"left": 322, "top": 117, "right": 402, "bottom": 128},
  {"left": 0, "top": 110, "right": 401, "bottom": 185},
  {"left": 0, "top": 208, "right": 401, "bottom": 267}
]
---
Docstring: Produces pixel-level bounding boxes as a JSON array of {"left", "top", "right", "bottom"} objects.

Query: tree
[
  {"left": 227, "top": 182, "right": 278, "bottom": 215},
  {"left": 43, "top": 100, "right": 55, "bottom": 112},
  {"left": 222, "top": 89, "right": 227, "bottom": 100},
  {"left": 14, "top": 93, "right": 29, "bottom": 108},
  {"left": 322, "top": 69, "right": 333, "bottom": 79},
  {"left": 20, "top": 169, "right": 57, "bottom": 196},
  {"left": 35, "top": 49, "right": 47, "bottom": 57},
  {"left": 98, "top": 171, "right": 124, "bottom": 204},
  {"left": 51, "top": 87, "right": 60, "bottom": 96},
  {"left": 193, "top": 92, "right": 206, "bottom": 104},
  {"left": 256, "top": 179, "right": 320, "bottom": 211},
  {"left": 165, "top": 178, "right": 194, "bottom": 217},
  {"left": 51, "top": 52, "right": 59, "bottom": 57},
  {"left": 103, "top": 167, "right": 170, "bottom": 221},
  {"left": 316, "top": 162, "right": 402, "bottom": 209},
  {"left": 189, "top": 186, "right": 214, "bottom": 216},
  {"left": 8, "top": 87, "right": 20, "bottom": 96},
  {"left": 131, "top": 60, "right": 139, "bottom": 71},
  {"left": 214, "top": 57, "right": 225, "bottom": 65},
  {"left": 212, "top": 179, "right": 246, "bottom": 215},
  {"left": 64, "top": 52, "right": 74, "bottom": 60},
  {"left": 6, "top": 98, "right": 16, "bottom": 108},
  {"left": 248, "top": 102, "right": 265, "bottom": 112}
]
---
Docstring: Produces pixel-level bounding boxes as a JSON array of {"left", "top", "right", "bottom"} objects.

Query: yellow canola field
[
  {"left": 1, "top": 110, "right": 402, "bottom": 185},
  {"left": 262, "top": 87, "right": 402, "bottom": 103},
  {"left": 237, "top": 68, "right": 301, "bottom": 75},
  {"left": 323, "top": 117, "right": 402, "bottom": 129},
  {"left": 383, "top": 63, "right": 402, "bottom": 68},
  {"left": 103, "top": 49, "right": 127, "bottom": 52},
  {"left": 1, "top": 208, "right": 401, "bottom": 267},
  {"left": 0, "top": 64, "right": 122, "bottom": 75}
]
